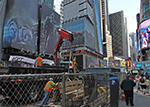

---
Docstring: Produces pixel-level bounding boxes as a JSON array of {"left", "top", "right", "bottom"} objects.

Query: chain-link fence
[{"left": 0, "top": 72, "right": 126, "bottom": 107}]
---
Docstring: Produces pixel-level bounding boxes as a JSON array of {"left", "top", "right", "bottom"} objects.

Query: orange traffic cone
[{"left": 122, "top": 90, "right": 125, "bottom": 100}]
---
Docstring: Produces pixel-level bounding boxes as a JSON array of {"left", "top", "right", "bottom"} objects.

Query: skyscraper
[
  {"left": 129, "top": 32, "right": 137, "bottom": 61},
  {"left": 109, "top": 11, "right": 130, "bottom": 59},
  {"left": 140, "top": 0, "right": 150, "bottom": 21},
  {"left": 60, "top": 0, "right": 103, "bottom": 69},
  {"left": 101, "top": 0, "right": 113, "bottom": 67},
  {"left": 37, "top": 0, "right": 54, "bottom": 9}
]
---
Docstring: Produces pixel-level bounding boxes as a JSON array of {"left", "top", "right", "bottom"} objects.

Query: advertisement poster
[
  {"left": 40, "top": 3, "right": 60, "bottom": 54},
  {"left": 3, "top": 0, "right": 38, "bottom": 53},
  {"left": 3, "top": 0, "right": 60, "bottom": 55},
  {"left": 137, "top": 18, "right": 150, "bottom": 53},
  {"left": 86, "top": 54, "right": 100, "bottom": 68}
]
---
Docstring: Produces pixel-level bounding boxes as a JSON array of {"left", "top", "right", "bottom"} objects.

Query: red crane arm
[
  {"left": 54, "top": 29, "right": 74, "bottom": 66},
  {"left": 54, "top": 29, "right": 83, "bottom": 66}
]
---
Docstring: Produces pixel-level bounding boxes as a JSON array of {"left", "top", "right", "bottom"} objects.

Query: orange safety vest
[
  {"left": 44, "top": 81, "right": 53, "bottom": 92},
  {"left": 36, "top": 57, "right": 42, "bottom": 66}
]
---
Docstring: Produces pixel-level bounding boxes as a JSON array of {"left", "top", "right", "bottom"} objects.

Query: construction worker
[
  {"left": 40, "top": 78, "right": 58, "bottom": 107},
  {"left": 36, "top": 54, "right": 43, "bottom": 68}
]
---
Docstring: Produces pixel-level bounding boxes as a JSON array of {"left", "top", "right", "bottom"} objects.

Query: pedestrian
[
  {"left": 135, "top": 72, "right": 141, "bottom": 92},
  {"left": 35, "top": 54, "right": 43, "bottom": 68},
  {"left": 145, "top": 72, "right": 149, "bottom": 79},
  {"left": 139, "top": 73, "right": 146, "bottom": 94},
  {"left": 121, "top": 74, "right": 136, "bottom": 106},
  {"left": 145, "top": 76, "right": 150, "bottom": 94},
  {"left": 40, "top": 78, "right": 58, "bottom": 107}
]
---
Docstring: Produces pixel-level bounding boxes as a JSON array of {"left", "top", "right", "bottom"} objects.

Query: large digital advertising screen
[
  {"left": 3, "top": 0, "right": 60, "bottom": 55},
  {"left": 3, "top": 0, "right": 38, "bottom": 53},
  {"left": 40, "top": 3, "right": 60, "bottom": 54},
  {"left": 137, "top": 18, "right": 150, "bottom": 53}
]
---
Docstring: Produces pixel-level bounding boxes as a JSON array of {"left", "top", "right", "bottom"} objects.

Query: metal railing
[{"left": 0, "top": 72, "right": 126, "bottom": 107}]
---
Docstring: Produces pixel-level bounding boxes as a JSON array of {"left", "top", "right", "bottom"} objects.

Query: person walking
[
  {"left": 135, "top": 72, "right": 141, "bottom": 92},
  {"left": 145, "top": 72, "right": 149, "bottom": 79},
  {"left": 139, "top": 73, "right": 146, "bottom": 94},
  {"left": 40, "top": 78, "right": 57, "bottom": 107},
  {"left": 121, "top": 74, "right": 136, "bottom": 106},
  {"left": 35, "top": 54, "right": 43, "bottom": 68},
  {"left": 145, "top": 76, "right": 150, "bottom": 94}
]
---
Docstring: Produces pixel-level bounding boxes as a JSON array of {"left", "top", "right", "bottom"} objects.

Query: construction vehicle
[{"left": 54, "top": 29, "right": 82, "bottom": 73}]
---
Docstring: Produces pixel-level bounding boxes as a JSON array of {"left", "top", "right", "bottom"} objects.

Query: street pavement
[{"left": 119, "top": 89, "right": 150, "bottom": 107}]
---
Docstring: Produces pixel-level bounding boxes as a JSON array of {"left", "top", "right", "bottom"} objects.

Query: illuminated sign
[
  {"left": 120, "top": 61, "right": 126, "bottom": 67},
  {"left": 136, "top": 64, "right": 142, "bottom": 67},
  {"left": 145, "top": 63, "right": 150, "bottom": 67},
  {"left": 137, "top": 18, "right": 150, "bottom": 52}
]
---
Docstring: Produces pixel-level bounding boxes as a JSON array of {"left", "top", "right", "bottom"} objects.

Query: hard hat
[
  {"left": 39, "top": 53, "right": 41, "bottom": 56},
  {"left": 49, "top": 78, "right": 53, "bottom": 81}
]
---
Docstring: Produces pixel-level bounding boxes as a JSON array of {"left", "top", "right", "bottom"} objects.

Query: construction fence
[{"left": 0, "top": 72, "right": 126, "bottom": 107}]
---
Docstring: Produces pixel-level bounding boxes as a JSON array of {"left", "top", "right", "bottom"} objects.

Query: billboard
[
  {"left": 3, "top": 0, "right": 60, "bottom": 55},
  {"left": 40, "top": 3, "right": 60, "bottom": 54},
  {"left": 85, "top": 54, "right": 100, "bottom": 68},
  {"left": 3, "top": 0, "right": 39, "bottom": 53},
  {"left": 137, "top": 18, "right": 150, "bottom": 53}
]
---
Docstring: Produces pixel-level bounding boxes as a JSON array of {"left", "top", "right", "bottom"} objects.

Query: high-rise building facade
[
  {"left": 103, "top": 30, "right": 113, "bottom": 67},
  {"left": 37, "top": 0, "right": 54, "bottom": 9},
  {"left": 140, "top": 0, "right": 150, "bottom": 21},
  {"left": 109, "top": 11, "right": 129, "bottom": 59},
  {"left": 101, "top": 0, "right": 113, "bottom": 67},
  {"left": 60, "top": 0, "right": 104, "bottom": 69},
  {"left": 129, "top": 32, "right": 137, "bottom": 61}
]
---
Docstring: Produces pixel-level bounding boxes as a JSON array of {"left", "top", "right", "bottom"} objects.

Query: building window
[
  {"left": 144, "top": 15, "right": 146, "bottom": 19},
  {"left": 143, "top": 5, "right": 145, "bottom": 12}
]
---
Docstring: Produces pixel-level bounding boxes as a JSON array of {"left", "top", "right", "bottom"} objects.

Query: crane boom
[
  {"left": 54, "top": 29, "right": 83, "bottom": 66},
  {"left": 54, "top": 29, "right": 74, "bottom": 66}
]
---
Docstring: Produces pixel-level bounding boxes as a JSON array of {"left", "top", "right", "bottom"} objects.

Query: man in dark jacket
[{"left": 121, "top": 75, "right": 136, "bottom": 106}]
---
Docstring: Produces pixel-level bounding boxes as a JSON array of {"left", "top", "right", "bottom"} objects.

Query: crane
[{"left": 54, "top": 29, "right": 82, "bottom": 73}]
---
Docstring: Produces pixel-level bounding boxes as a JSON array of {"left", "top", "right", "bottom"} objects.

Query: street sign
[{"left": 110, "top": 80, "right": 116, "bottom": 85}]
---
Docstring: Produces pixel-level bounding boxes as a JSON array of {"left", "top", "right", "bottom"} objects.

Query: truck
[{"left": 0, "top": 29, "right": 80, "bottom": 105}]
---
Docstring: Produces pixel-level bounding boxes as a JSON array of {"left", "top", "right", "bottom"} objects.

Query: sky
[
  {"left": 54, "top": 0, "right": 62, "bottom": 14},
  {"left": 108, "top": 0, "right": 141, "bottom": 33},
  {"left": 54, "top": 0, "right": 141, "bottom": 33}
]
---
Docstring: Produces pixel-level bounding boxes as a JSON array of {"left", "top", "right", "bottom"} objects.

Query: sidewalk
[{"left": 119, "top": 89, "right": 150, "bottom": 107}]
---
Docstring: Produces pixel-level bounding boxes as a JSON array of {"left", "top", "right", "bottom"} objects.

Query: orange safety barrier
[{"left": 122, "top": 90, "right": 125, "bottom": 99}]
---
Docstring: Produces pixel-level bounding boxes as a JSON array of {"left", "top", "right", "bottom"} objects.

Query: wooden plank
[
  {"left": 59, "top": 89, "right": 84, "bottom": 100},
  {"left": 59, "top": 84, "right": 84, "bottom": 94},
  {"left": 72, "top": 93, "right": 84, "bottom": 101},
  {"left": 58, "top": 80, "right": 83, "bottom": 88}
]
